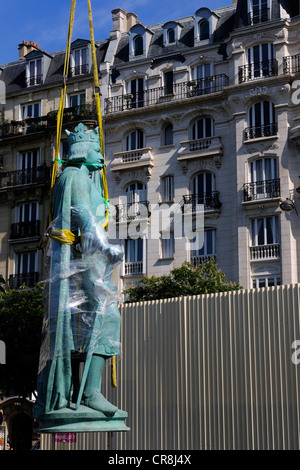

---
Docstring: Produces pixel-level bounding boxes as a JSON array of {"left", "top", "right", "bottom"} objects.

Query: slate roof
[{"left": 0, "top": 39, "right": 109, "bottom": 96}]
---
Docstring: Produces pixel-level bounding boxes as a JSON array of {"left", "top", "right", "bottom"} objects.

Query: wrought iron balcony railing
[
  {"left": 182, "top": 192, "right": 222, "bottom": 212},
  {"left": 250, "top": 243, "right": 280, "bottom": 261},
  {"left": 10, "top": 220, "right": 40, "bottom": 240},
  {"left": 8, "top": 272, "right": 39, "bottom": 289},
  {"left": 105, "top": 75, "right": 229, "bottom": 114},
  {"left": 26, "top": 75, "right": 43, "bottom": 87},
  {"left": 0, "top": 167, "right": 51, "bottom": 190},
  {"left": 244, "top": 123, "right": 278, "bottom": 141},
  {"left": 238, "top": 59, "right": 278, "bottom": 83},
  {"left": 115, "top": 201, "right": 150, "bottom": 222},
  {"left": 0, "top": 116, "right": 48, "bottom": 139},
  {"left": 69, "top": 64, "right": 89, "bottom": 77},
  {"left": 283, "top": 54, "right": 300, "bottom": 74},
  {"left": 248, "top": 8, "right": 270, "bottom": 25},
  {"left": 243, "top": 179, "right": 280, "bottom": 202}
]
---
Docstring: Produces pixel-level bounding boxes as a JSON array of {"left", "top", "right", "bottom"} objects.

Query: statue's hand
[{"left": 104, "top": 244, "right": 124, "bottom": 264}]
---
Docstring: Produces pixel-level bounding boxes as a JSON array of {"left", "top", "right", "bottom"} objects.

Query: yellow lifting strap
[{"left": 47, "top": 0, "right": 116, "bottom": 387}]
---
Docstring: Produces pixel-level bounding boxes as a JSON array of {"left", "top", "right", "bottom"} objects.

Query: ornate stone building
[{"left": 0, "top": 0, "right": 299, "bottom": 294}]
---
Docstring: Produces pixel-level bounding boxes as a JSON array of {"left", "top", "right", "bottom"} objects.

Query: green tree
[
  {"left": 123, "top": 260, "right": 242, "bottom": 302},
  {"left": 0, "top": 285, "right": 44, "bottom": 398}
]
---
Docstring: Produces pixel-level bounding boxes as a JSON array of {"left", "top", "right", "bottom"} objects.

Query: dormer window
[
  {"left": 248, "top": 0, "right": 270, "bottom": 25},
  {"left": 194, "top": 8, "right": 219, "bottom": 45},
  {"left": 70, "top": 47, "right": 89, "bottom": 76},
  {"left": 199, "top": 20, "right": 209, "bottom": 40},
  {"left": 134, "top": 36, "right": 143, "bottom": 56},
  {"left": 26, "top": 58, "right": 42, "bottom": 86},
  {"left": 129, "top": 24, "right": 153, "bottom": 60},
  {"left": 162, "top": 21, "right": 183, "bottom": 46}
]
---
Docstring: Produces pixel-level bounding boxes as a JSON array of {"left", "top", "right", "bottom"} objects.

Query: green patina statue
[{"left": 34, "top": 123, "right": 128, "bottom": 432}]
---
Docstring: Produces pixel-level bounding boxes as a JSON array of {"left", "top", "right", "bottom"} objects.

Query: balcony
[
  {"left": 104, "top": 75, "right": 229, "bottom": 114},
  {"left": 124, "top": 262, "right": 143, "bottom": 276},
  {"left": 250, "top": 243, "right": 280, "bottom": 261},
  {"left": 8, "top": 272, "right": 39, "bottom": 289},
  {"left": 26, "top": 75, "right": 43, "bottom": 87},
  {"left": 10, "top": 220, "right": 40, "bottom": 240},
  {"left": 0, "top": 116, "right": 48, "bottom": 139},
  {"left": 69, "top": 64, "right": 89, "bottom": 77},
  {"left": 178, "top": 136, "right": 223, "bottom": 168},
  {"left": 238, "top": 59, "right": 278, "bottom": 83},
  {"left": 248, "top": 8, "right": 270, "bottom": 25},
  {"left": 243, "top": 179, "right": 280, "bottom": 202},
  {"left": 283, "top": 54, "right": 300, "bottom": 74},
  {"left": 115, "top": 201, "right": 150, "bottom": 223},
  {"left": 0, "top": 167, "right": 51, "bottom": 190},
  {"left": 244, "top": 123, "right": 278, "bottom": 141},
  {"left": 181, "top": 192, "right": 222, "bottom": 212},
  {"left": 191, "top": 254, "right": 216, "bottom": 268},
  {"left": 111, "top": 147, "right": 154, "bottom": 174}
]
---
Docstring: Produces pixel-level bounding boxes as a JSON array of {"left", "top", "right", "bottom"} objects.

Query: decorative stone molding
[
  {"left": 177, "top": 136, "right": 223, "bottom": 170},
  {"left": 111, "top": 147, "right": 154, "bottom": 180}
]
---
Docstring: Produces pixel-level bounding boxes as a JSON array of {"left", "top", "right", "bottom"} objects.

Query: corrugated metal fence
[{"left": 42, "top": 284, "right": 300, "bottom": 450}]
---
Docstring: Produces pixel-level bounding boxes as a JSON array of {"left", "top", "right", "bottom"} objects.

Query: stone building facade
[{"left": 0, "top": 0, "right": 299, "bottom": 294}]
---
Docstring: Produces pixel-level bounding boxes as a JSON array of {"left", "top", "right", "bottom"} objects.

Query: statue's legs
[{"left": 82, "top": 354, "right": 118, "bottom": 417}]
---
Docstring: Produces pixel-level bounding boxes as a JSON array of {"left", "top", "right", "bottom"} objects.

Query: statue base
[{"left": 37, "top": 405, "right": 129, "bottom": 433}]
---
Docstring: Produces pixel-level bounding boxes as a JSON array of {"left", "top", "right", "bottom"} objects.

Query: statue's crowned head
[{"left": 65, "top": 123, "right": 103, "bottom": 164}]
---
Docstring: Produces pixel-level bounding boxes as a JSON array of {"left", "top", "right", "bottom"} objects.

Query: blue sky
[{"left": 0, "top": 0, "right": 230, "bottom": 65}]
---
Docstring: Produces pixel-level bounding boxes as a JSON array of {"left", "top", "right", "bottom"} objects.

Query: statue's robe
[{"left": 34, "top": 166, "right": 120, "bottom": 416}]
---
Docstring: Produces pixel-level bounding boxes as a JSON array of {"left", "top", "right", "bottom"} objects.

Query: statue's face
[{"left": 85, "top": 141, "right": 103, "bottom": 172}]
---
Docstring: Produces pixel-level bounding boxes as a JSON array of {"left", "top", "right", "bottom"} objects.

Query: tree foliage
[
  {"left": 0, "top": 285, "right": 44, "bottom": 398},
  {"left": 123, "top": 260, "right": 242, "bottom": 302}
]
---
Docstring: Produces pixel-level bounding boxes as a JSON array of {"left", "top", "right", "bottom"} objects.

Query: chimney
[
  {"left": 111, "top": 8, "right": 138, "bottom": 33},
  {"left": 18, "top": 40, "right": 43, "bottom": 59}
]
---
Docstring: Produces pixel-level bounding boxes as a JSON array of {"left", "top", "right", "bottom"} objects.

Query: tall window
[
  {"left": 71, "top": 47, "right": 88, "bottom": 76},
  {"left": 134, "top": 36, "right": 143, "bottom": 56},
  {"left": 247, "top": 101, "right": 276, "bottom": 139},
  {"left": 192, "top": 117, "right": 214, "bottom": 140},
  {"left": 199, "top": 19, "right": 209, "bottom": 40},
  {"left": 69, "top": 92, "right": 86, "bottom": 108},
  {"left": 164, "top": 70, "right": 174, "bottom": 95},
  {"left": 21, "top": 102, "right": 41, "bottom": 119},
  {"left": 128, "top": 78, "right": 144, "bottom": 108},
  {"left": 10, "top": 251, "right": 38, "bottom": 289},
  {"left": 251, "top": 216, "right": 279, "bottom": 247},
  {"left": 160, "top": 232, "right": 174, "bottom": 259},
  {"left": 241, "top": 43, "right": 276, "bottom": 82},
  {"left": 192, "top": 63, "right": 212, "bottom": 94},
  {"left": 161, "top": 175, "right": 174, "bottom": 202},
  {"left": 126, "top": 129, "right": 144, "bottom": 151},
  {"left": 246, "top": 157, "right": 279, "bottom": 200},
  {"left": 18, "top": 149, "right": 40, "bottom": 171},
  {"left": 167, "top": 28, "right": 175, "bottom": 44},
  {"left": 191, "top": 172, "right": 220, "bottom": 210},
  {"left": 26, "top": 58, "right": 42, "bottom": 86},
  {"left": 125, "top": 182, "right": 147, "bottom": 203},
  {"left": 191, "top": 229, "right": 216, "bottom": 266},
  {"left": 124, "top": 239, "right": 144, "bottom": 275},
  {"left": 11, "top": 202, "right": 39, "bottom": 239},
  {"left": 248, "top": 0, "right": 269, "bottom": 24},
  {"left": 163, "top": 123, "right": 173, "bottom": 145}
]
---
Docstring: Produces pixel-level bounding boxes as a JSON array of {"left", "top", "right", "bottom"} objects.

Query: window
[
  {"left": 11, "top": 202, "right": 39, "bottom": 239},
  {"left": 167, "top": 28, "right": 175, "bottom": 44},
  {"left": 199, "top": 20, "right": 209, "bottom": 40},
  {"left": 126, "top": 130, "right": 144, "bottom": 151},
  {"left": 246, "top": 101, "right": 277, "bottom": 140},
  {"left": 192, "top": 117, "right": 214, "bottom": 140},
  {"left": 26, "top": 58, "right": 42, "bottom": 86},
  {"left": 191, "top": 229, "right": 216, "bottom": 266},
  {"left": 128, "top": 78, "right": 144, "bottom": 108},
  {"left": 163, "top": 124, "right": 173, "bottom": 146},
  {"left": 9, "top": 251, "right": 38, "bottom": 289},
  {"left": 191, "top": 172, "right": 218, "bottom": 210},
  {"left": 240, "top": 43, "right": 277, "bottom": 82},
  {"left": 16, "top": 150, "right": 41, "bottom": 185},
  {"left": 134, "top": 35, "right": 143, "bottom": 56},
  {"left": 69, "top": 93, "right": 86, "bottom": 108},
  {"left": 160, "top": 232, "right": 174, "bottom": 259},
  {"left": 164, "top": 71, "right": 174, "bottom": 95},
  {"left": 125, "top": 182, "right": 147, "bottom": 203},
  {"left": 192, "top": 64, "right": 213, "bottom": 94},
  {"left": 124, "top": 239, "right": 144, "bottom": 275},
  {"left": 71, "top": 47, "right": 88, "bottom": 76},
  {"left": 245, "top": 157, "right": 280, "bottom": 200},
  {"left": 161, "top": 175, "right": 174, "bottom": 202},
  {"left": 248, "top": 0, "right": 269, "bottom": 24},
  {"left": 252, "top": 276, "right": 281, "bottom": 288},
  {"left": 250, "top": 216, "right": 280, "bottom": 260},
  {"left": 21, "top": 102, "right": 41, "bottom": 119}
]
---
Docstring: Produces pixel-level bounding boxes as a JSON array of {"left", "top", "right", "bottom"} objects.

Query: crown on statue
[{"left": 66, "top": 123, "right": 99, "bottom": 145}]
